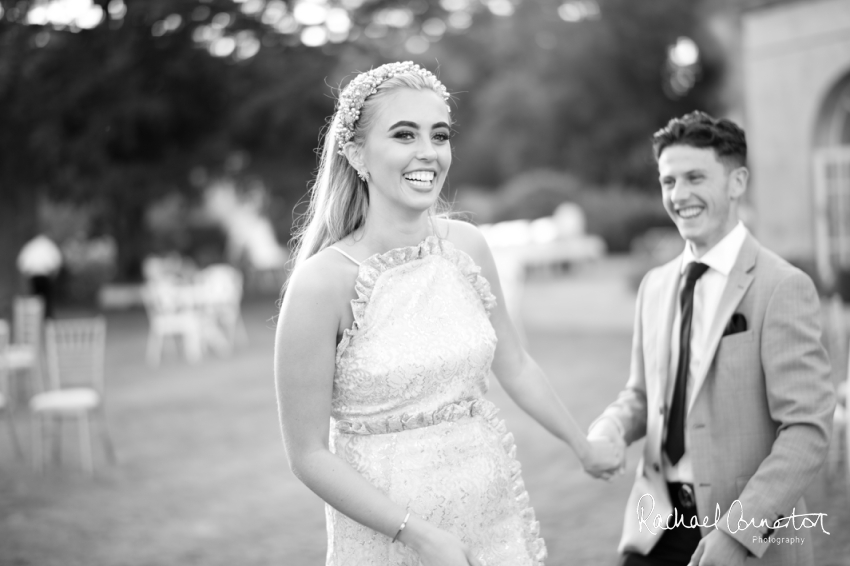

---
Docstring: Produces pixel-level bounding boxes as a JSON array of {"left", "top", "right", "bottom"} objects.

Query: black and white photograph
[{"left": 1, "top": 0, "right": 849, "bottom": 564}]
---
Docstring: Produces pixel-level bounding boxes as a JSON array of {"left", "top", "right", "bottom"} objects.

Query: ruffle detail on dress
[
  {"left": 336, "top": 235, "right": 497, "bottom": 363},
  {"left": 477, "top": 399, "right": 548, "bottom": 566}
]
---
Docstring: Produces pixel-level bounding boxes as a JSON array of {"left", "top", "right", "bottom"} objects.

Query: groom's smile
[
  {"left": 675, "top": 205, "right": 705, "bottom": 220},
  {"left": 658, "top": 144, "right": 743, "bottom": 257}
]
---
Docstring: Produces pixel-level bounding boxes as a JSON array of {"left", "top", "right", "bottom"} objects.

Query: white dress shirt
[{"left": 663, "top": 221, "right": 748, "bottom": 483}]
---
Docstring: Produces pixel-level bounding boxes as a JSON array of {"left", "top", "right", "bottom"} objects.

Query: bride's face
[{"left": 358, "top": 88, "right": 452, "bottom": 213}]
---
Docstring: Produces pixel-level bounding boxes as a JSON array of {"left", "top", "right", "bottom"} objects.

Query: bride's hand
[
  {"left": 399, "top": 517, "right": 482, "bottom": 566},
  {"left": 418, "top": 531, "right": 482, "bottom": 566},
  {"left": 581, "top": 436, "right": 625, "bottom": 480}
]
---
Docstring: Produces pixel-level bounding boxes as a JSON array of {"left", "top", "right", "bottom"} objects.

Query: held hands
[{"left": 581, "top": 435, "right": 626, "bottom": 480}]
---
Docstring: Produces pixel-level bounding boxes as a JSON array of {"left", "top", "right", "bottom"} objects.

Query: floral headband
[{"left": 334, "top": 61, "right": 450, "bottom": 153}]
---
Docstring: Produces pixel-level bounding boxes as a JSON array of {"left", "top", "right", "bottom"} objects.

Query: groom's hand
[
  {"left": 582, "top": 434, "right": 625, "bottom": 480},
  {"left": 687, "top": 530, "right": 747, "bottom": 566},
  {"left": 584, "top": 419, "right": 626, "bottom": 480}
]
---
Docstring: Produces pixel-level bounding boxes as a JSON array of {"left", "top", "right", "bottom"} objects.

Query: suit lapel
[{"left": 687, "top": 235, "right": 758, "bottom": 413}]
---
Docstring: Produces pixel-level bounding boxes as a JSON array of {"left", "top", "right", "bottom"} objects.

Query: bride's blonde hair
[{"left": 283, "top": 63, "right": 452, "bottom": 291}]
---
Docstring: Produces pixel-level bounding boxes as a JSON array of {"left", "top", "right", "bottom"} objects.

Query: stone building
[{"left": 741, "top": 0, "right": 850, "bottom": 293}]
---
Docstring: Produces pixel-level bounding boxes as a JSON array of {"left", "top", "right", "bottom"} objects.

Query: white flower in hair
[{"left": 334, "top": 61, "right": 450, "bottom": 152}]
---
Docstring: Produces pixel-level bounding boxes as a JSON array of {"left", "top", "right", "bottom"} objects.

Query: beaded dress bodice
[
  {"left": 326, "top": 236, "right": 546, "bottom": 566},
  {"left": 333, "top": 236, "right": 497, "bottom": 433}
]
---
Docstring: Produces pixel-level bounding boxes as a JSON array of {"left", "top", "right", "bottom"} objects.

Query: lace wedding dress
[{"left": 327, "top": 236, "right": 547, "bottom": 566}]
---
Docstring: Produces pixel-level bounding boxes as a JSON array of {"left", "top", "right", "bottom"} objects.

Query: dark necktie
[{"left": 664, "top": 261, "right": 710, "bottom": 466}]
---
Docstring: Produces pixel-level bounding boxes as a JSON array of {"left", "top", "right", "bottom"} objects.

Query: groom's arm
[
  {"left": 716, "top": 269, "right": 835, "bottom": 558},
  {"left": 589, "top": 272, "right": 651, "bottom": 446}
]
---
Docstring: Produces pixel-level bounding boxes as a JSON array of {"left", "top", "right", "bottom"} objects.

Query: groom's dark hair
[{"left": 652, "top": 111, "right": 747, "bottom": 169}]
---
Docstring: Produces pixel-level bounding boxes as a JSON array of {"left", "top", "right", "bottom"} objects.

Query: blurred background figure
[
  {"left": 16, "top": 233, "right": 62, "bottom": 319},
  {"left": 204, "top": 180, "right": 289, "bottom": 294}
]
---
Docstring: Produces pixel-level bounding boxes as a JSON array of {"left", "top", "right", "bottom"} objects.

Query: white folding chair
[
  {"left": 0, "top": 320, "right": 23, "bottom": 458},
  {"left": 142, "top": 282, "right": 204, "bottom": 366},
  {"left": 5, "top": 296, "right": 45, "bottom": 398},
  {"left": 30, "top": 317, "right": 116, "bottom": 476},
  {"left": 194, "top": 264, "right": 248, "bottom": 354}
]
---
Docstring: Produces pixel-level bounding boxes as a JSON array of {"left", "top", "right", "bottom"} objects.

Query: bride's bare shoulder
[
  {"left": 433, "top": 217, "right": 489, "bottom": 264},
  {"left": 285, "top": 247, "right": 359, "bottom": 305}
]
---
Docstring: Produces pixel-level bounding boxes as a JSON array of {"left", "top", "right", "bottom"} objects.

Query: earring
[{"left": 357, "top": 170, "right": 370, "bottom": 182}]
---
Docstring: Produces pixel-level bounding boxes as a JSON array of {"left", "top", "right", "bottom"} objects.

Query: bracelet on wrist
[{"left": 391, "top": 511, "right": 411, "bottom": 543}]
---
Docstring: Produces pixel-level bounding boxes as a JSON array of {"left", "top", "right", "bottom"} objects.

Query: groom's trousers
[{"left": 619, "top": 483, "right": 701, "bottom": 566}]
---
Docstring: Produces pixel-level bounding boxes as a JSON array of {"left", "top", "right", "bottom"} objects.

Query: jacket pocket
[{"left": 720, "top": 329, "right": 754, "bottom": 344}]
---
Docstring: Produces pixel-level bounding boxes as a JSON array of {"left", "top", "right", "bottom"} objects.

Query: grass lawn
[{"left": 1, "top": 282, "right": 848, "bottom": 566}]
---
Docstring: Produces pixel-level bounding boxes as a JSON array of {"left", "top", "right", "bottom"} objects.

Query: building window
[
  {"left": 828, "top": 83, "right": 850, "bottom": 145},
  {"left": 822, "top": 153, "right": 850, "bottom": 268},
  {"left": 815, "top": 78, "right": 850, "bottom": 282}
]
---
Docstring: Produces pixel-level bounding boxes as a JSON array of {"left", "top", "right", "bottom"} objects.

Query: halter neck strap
[{"left": 328, "top": 246, "right": 361, "bottom": 266}]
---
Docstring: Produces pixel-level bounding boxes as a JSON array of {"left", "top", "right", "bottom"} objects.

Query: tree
[
  {"left": 0, "top": 0, "right": 340, "bottom": 306},
  {"left": 430, "top": 0, "right": 722, "bottom": 190},
  {"left": 0, "top": 0, "right": 724, "bottom": 311}
]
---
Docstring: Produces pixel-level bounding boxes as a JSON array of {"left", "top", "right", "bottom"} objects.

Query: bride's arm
[
  {"left": 275, "top": 255, "right": 478, "bottom": 565},
  {"left": 441, "top": 219, "right": 618, "bottom": 470}
]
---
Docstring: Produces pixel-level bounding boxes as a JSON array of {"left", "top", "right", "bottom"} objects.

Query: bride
[{"left": 274, "top": 61, "right": 620, "bottom": 566}]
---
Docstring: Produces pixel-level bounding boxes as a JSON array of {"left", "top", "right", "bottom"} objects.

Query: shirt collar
[{"left": 680, "top": 221, "right": 748, "bottom": 277}]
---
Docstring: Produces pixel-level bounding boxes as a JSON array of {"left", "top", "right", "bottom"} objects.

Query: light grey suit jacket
[{"left": 591, "top": 234, "right": 835, "bottom": 565}]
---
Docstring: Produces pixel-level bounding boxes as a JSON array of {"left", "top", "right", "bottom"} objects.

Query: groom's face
[{"left": 658, "top": 144, "right": 746, "bottom": 256}]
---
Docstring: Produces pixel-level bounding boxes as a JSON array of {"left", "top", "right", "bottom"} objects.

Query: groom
[{"left": 587, "top": 111, "right": 835, "bottom": 566}]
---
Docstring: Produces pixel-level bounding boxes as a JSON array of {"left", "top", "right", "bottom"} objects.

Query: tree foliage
[
  {"left": 433, "top": 0, "right": 721, "bottom": 190},
  {"left": 0, "top": 0, "right": 722, "bottom": 301},
  {"left": 0, "top": 0, "right": 341, "bottom": 285}
]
